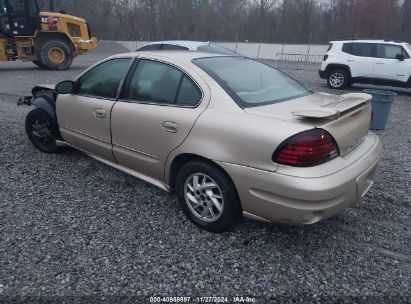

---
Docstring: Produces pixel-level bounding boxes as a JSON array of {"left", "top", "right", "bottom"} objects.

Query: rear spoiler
[{"left": 292, "top": 93, "right": 371, "bottom": 120}]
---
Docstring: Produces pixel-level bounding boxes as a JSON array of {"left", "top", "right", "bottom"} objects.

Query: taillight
[
  {"left": 273, "top": 129, "right": 339, "bottom": 167},
  {"left": 323, "top": 54, "right": 329, "bottom": 61}
]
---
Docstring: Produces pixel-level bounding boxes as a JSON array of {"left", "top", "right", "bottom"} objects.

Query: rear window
[
  {"left": 406, "top": 44, "right": 411, "bottom": 53},
  {"left": 161, "top": 44, "right": 189, "bottom": 50},
  {"left": 137, "top": 44, "right": 162, "bottom": 51},
  {"left": 193, "top": 57, "right": 311, "bottom": 108}
]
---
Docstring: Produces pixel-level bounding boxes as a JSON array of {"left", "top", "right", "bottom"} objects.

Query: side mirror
[
  {"left": 55, "top": 80, "right": 75, "bottom": 94},
  {"left": 396, "top": 54, "right": 405, "bottom": 61}
]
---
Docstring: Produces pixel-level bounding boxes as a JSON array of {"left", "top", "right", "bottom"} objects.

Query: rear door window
[
  {"left": 176, "top": 75, "right": 202, "bottom": 106},
  {"left": 126, "top": 60, "right": 181, "bottom": 104},
  {"left": 124, "top": 60, "right": 201, "bottom": 106}
]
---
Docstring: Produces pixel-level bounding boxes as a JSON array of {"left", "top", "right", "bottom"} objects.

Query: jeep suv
[{"left": 319, "top": 40, "right": 411, "bottom": 89}]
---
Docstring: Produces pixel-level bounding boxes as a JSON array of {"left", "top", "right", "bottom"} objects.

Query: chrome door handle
[
  {"left": 162, "top": 121, "right": 178, "bottom": 133},
  {"left": 375, "top": 62, "right": 384, "bottom": 65},
  {"left": 93, "top": 108, "right": 106, "bottom": 118}
]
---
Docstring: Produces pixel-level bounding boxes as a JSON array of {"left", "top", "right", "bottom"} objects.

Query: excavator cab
[
  {"left": 0, "top": 0, "right": 41, "bottom": 36},
  {"left": 0, "top": 0, "right": 97, "bottom": 70}
]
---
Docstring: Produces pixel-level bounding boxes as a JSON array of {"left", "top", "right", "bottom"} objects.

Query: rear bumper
[{"left": 217, "top": 133, "right": 382, "bottom": 225}]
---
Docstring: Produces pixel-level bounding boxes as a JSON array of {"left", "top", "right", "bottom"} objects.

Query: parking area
[{"left": 0, "top": 41, "right": 410, "bottom": 303}]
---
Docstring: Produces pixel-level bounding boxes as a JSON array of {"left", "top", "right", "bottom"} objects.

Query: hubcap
[
  {"left": 184, "top": 173, "right": 224, "bottom": 223},
  {"left": 48, "top": 47, "right": 66, "bottom": 64},
  {"left": 329, "top": 72, "right": 344, "bottom": 88},
  {"left": 31, "top": 118, "right": 53, "bottom": 145}
]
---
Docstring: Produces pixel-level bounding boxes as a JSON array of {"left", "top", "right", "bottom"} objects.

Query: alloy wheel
[
  {"left": 31, "top": 118, "right": 53, "bottom": 146},
  {"left": 184, "top": 173, "right": 224, "bottom": 223},
  {"left": 329, "top": 72, "right": 344, "bottom": 88}
]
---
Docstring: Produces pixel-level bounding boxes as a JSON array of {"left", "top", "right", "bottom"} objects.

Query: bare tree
[{"left": 34, "top": 0, "right": 409, "bottom": 44}]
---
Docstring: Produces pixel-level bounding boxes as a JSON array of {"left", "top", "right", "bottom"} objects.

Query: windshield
[{"left": 193, "top": 57, "right": 311, "bottom": 108}]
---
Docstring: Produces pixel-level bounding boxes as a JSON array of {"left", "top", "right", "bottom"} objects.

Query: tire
[
  {"left": 175, "top": 161, "right": 242, "bottom": 233},
  {"left": 25, "top": 108, "right": 60, "bottom": 153},
  {"left": 37, "top": 39, "right": 73, "bottom": 70},
  {"left": 327, "top": 69, "right": 349, "bottom": 89}
]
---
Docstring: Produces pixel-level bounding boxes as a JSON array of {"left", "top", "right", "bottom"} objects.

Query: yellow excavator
[{"left": 0, "top": 0, "right": 97, "bottom": 69}]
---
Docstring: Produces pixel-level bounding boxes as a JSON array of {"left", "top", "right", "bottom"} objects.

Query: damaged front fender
[{"left": 18, "top": 84, "right": 58, "bottom": 122}]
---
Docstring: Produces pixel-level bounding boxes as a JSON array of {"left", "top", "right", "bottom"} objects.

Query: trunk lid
[{"left": 244, "top": 92, "right": 372, "bottom": 156}]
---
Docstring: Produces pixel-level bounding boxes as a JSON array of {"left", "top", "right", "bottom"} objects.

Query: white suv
[{"left": 319, "top": 40, "right": 411, "bottom": 89}]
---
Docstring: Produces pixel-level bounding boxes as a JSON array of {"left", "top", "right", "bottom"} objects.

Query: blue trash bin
[{"left": 363, "top": 89, "right": 397, "bottom": 130}]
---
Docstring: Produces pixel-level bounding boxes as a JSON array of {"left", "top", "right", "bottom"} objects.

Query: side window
[
  {"left": 342, "top": 43, "right": 352, "bottom": 54},
  {"left": 377, "top": 44, "right": 409, "bottom": 59},
  {"left": 176, "top": 76, "right": 202, "bottom": 106},
  {"left": 0, "top": 1, "right": 7, "bottom": 17},
  {"left": 28, "top": 0, "right": 38, "bottom": 15},
  {"left": 161, "top": 44, "right": 189, "bottom": 51},
  {"left": 126, "top": 60, "right": 182, "bottom": 104},
  {"left": 125, "top": 60, "right": 201, "bottom": 106},
  {"left": 77, "top": 58, "right": 131, "bottom": 99},
  {"left": 138, "top": 44, "right": 162, "bottom": 51},
  {"left": 350, "top": 43, "right": 375, "bottom": 57},
  {"left": 7, "top": 0, "right": 26, "bottom": 16}
]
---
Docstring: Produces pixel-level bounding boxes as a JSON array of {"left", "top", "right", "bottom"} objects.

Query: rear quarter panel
[
  {"left": 322, "top": 42, "right": 349, "bottom": 71},
  {"left": 165, "top": 108, "right": 309, "bottom": 184}
]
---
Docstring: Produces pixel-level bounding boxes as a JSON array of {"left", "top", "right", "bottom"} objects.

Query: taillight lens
[
  {"left": 323, "top": 54, "right": 329, "bottom": 61},
  {"left": 273, "top": 129, "right": 340, "bottom": 167}
]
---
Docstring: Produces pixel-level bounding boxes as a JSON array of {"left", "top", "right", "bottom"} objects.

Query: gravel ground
[{"left": 0, "top": 41, "right": 410, "bottom": 303}]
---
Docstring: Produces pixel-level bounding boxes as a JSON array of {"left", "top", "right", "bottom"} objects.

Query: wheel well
[
  {"left": 35, "top": 32, "right": 74, "bottom": 51},
  {"left": 169, "top": 153, "right": 238, "bottom": 196},
  {"left": 325, "top": 64, "right": 352, "bottom": 79}
]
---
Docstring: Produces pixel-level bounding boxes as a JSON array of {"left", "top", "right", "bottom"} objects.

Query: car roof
[
  {"left": 330, "top": 39, "right": 408, "bottom": 45},
  {"left": 111, "top": 51, "right": 235, "bottom": 65},
  {"left": 139, "top": 40, "right": 209, "bottom": 50}
]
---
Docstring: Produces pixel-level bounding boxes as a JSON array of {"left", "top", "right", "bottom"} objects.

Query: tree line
[{"left": 38, "top": 0, "right": 411, "bottom": 44}]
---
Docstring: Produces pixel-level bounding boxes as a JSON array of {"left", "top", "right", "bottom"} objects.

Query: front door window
[{"left": 76, "top": 58, "right": 132, "bottom": 99}]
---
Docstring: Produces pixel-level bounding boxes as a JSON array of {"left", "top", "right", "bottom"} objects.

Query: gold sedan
[{"left": 23, "top": 51, "right": 382, "bottom": 232}]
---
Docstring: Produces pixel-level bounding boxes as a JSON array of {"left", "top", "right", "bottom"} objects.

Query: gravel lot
[{"left": 0, "top": 41, "right": 410, "bottom": 303}]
